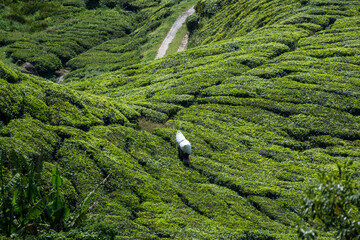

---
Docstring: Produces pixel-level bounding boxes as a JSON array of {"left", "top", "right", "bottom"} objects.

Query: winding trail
[{"left": 155, "top": 6, "right": 195, "bottom": 59}]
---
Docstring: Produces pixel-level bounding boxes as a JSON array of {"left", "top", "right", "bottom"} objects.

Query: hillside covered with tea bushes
[
  {"left": 0, "top": 0, "right": 193, "bottom": 79},
  {"left": 1, "top": 0, "right": 360, "bottom": 239}
]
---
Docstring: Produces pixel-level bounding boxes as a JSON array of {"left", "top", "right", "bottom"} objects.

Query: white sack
[
  {"left": 176, "top": 130, "right": 191, "bottom": 155},
  {"left": 176, "top": 130, "right": 186, "bottom": 143}
]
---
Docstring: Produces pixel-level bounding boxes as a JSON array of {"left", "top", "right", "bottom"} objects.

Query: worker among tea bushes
[{"left": 176, "top": 130, "right": 191, "bottom": 166}]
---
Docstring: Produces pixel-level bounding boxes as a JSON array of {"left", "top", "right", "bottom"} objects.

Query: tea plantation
[{"left": 1, "top": 0, "right": 360, "bottom": 239}]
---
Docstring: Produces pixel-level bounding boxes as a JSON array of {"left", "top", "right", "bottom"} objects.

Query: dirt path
[
  {"left": 155, "top": 6, "right": 195, "bottom": 59},
  {"left": 177, "top": 33, "right": 189, "bottom": 52}
]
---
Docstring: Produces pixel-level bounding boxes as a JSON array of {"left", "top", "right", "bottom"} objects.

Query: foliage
[
  {"left": 0, "top": 0, "right": 190, "bottom": 79},
  {"left": 4, "top": 9, "right": 132, "bottom": 77},
  {"left": 0, "top": 150, "right": 70, "bottom": 237},
  {"left": 298, "top": 160, "right": 360, "bottom": 239},
  {"left": 0, "top": 147, "right": 112, "bottom": 238},
  {"left": 64, "top": 36, "right": 145, "bottom": 82},
  {"left": 1, "top": 0, "right": 360, "bottom": 239},
  {"left": 186, "top": 13, "right": 199, "bottom": 33},
  {"left": 0, "top": 1, "right": 135, "bottom": 77}
]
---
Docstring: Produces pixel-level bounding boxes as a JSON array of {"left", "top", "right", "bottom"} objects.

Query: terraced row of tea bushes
[
  {"left": 0, "top": 61, "right": 138, "bottom": 130},
  {"left": 189, "top": 0, "right": 360, "bottom": 47},
  {"left": 89, "top": 0, "right": 163, "bottom": 10},
  {"left": 0, "top": 0, "right": 71, "bottom": 34},
  {"left": 189, "top": 0, "right": 303, "bottom": 47},
  {"left": 4, "top": 9, "right": 133, "bottom": 76},
  {"left": 64, "top": 37, "right": 146, "bottom": 82},
  {"left": 0, "top": 1, "right": 91, "bottom": 62}
]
